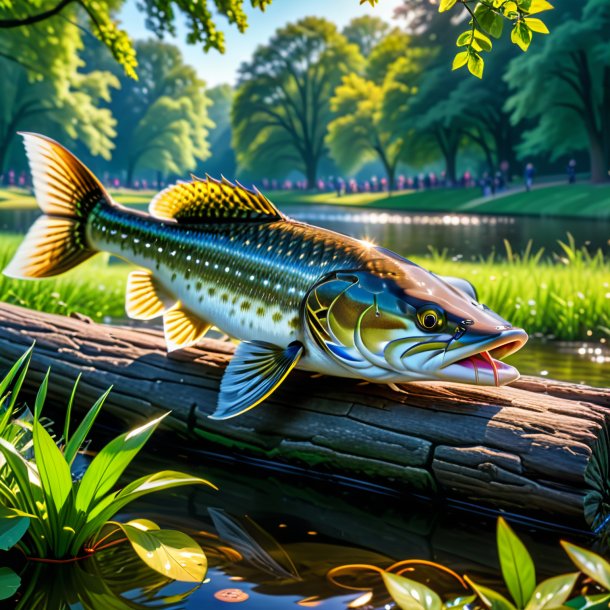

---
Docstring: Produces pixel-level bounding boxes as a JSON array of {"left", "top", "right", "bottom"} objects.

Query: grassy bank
[
  {"left": 2, "top": 182, "right": 609, "bottom": 218},
  {"left": 0, "top": 234, "right": 607, "bottom": 340},
  {"left": 0, "top": 235, "right": 129, "bottom": 321},
  {"left": 273, "top": 183, "right": 610, "bottom": 218}
]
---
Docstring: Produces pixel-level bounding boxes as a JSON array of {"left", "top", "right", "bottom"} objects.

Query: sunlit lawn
[{"left": 2, "top": 183, "right": 609, "bottom": 217}]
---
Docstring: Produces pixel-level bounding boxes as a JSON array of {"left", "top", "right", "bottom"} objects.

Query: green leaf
[
  {"left": 524, "top": 18, "right": 549, "bottom": 33},
  {"left": 566, "top": 594, "right": 610, "bottom": 610},
  {"left": 466, "top": 576, "right": 518, "bottom": 610},
  {"left": 473, "top": 30, "right": 493, "bottom": 51},
  {"left": 561, "top": 541, "right": 610, "bottom": 590},
  {"left": 439, "top": 0, "right": 458, "bottom": 12},
  {"left": 116, "top": 521, "right": 207, "bottom": 583},
  {"left": 0, "top": 514, "right": 30, "bottom": 551},
  {"left": 0, "top": 438, "right": 42, "bottom": 509},
  {"left": 64, "top": 386, "right": 112, "bottom": 465},
  {"left": 525, "top": 573, "right": 578, "bottom": 610},
  {"left": 75, "top": 413, "right": 169, "bottom": 514},
  {"left": 0, "top": 567, "right": 20, "bottom": 601},
  {"left": 474, "top": 4, "right": 505, "bottom": 38},
  {"left": 72, "top": 470, "right": 215, "bottom": 553},
  {"left": 63, "top": 373, "right": 81, "bottom": 446},
  {"left": 382, "top": 572, "right": 442, "bottom": 610},
  {"left": 0, "top": 345, "right": 33, "bottom": 432},
  {"left": 457, "top": 31, "right": 473, "bottom": 47},
  {"left": 453, "top": 51, "right": 469, "bottom": 70},
  {"left": 497, "top": 517, "right": 536, "bottom": 608},
  {"left": 33, "top": 369, "right": 49, "bottom": 422},
  {"left": 468, "top": 52, "right": 484, "bottom": 79},
  {"left": 511, "top": 21, "right": 532, "bottom": 51}
]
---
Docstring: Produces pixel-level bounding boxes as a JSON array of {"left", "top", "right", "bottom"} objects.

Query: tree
[
  {"left": 232, "top": 17, "right": 363, "bottom": 188},
  {"left": 366, "top": 29, "right": 412, "bottom": 84},
  {"left": 105, "top": 40, "right": 212, "bottom": 186},
  {"left": 0, "top": 19, "right": 117, "bottom": 175},
  {"left": 0, "top": 0, "right": 272, "bottom": 78},
  {"left": 505, "top": 0, "right": 610, "bottom": 182},
  {"left": 327, "top": 73, "right": 406, "bottom": 191},
  {"left": 342, "top": 15, "right": 389, "bottom": 56},
  {"left": 200, "top": 84, "right": 236, "bottom": 178}
]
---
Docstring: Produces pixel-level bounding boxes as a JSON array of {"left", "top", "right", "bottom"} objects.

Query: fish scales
[{"left": 87, "top": 203, "right": 371, "bottom": 345}]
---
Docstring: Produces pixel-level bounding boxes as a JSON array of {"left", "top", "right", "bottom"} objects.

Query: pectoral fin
[
  {"left": 210, "top": 341, "right": 303, "bottom": 420},
  {"left": 163, "top": 303, "right": 212, "bottom": 352},
  {"left": 126, "top": 270, "right": 175, "bottom": 320}
]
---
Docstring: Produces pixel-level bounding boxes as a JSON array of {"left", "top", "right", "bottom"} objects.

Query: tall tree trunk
[
  {"left": 588, "top": 132, "right": 608, "bottom": 183},
  {"left": 445, "top": 147, "right": 458, "bottom": 185},
  {"left": 126, "top": 159, "right": 136, "bottom": 188},
  {"left": 305, "top": 157, "right": 318, "bottom": 190}
]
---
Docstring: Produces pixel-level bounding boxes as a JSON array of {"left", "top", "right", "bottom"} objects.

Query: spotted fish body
[{"left": 5, "top": 134, "right": 528, "bottom": 419}]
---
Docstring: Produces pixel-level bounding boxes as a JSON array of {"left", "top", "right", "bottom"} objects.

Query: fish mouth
[{"left": 438, "top": 329, "right": 528, "bottom": 387}]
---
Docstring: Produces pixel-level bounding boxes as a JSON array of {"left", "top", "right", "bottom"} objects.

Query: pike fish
[{"left": 5, "top": 133, "right": 528, "bottom": 419}]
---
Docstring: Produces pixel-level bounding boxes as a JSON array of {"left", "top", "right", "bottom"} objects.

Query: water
[
  {"left": 12, "top": 449, "right": 591, "bottom": 609},
  {"left": 288, "top": 205, "right": 610, "bottom": 258}
]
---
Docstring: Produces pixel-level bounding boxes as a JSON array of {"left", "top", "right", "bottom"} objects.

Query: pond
[{"left": 14, "top": 444, "right": 592, "bottom": 609}]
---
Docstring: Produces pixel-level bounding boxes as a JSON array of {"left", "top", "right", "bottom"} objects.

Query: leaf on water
[
  {"left": 117, "top": 522, "right": 207, "bottom": 583},
  {"left": 466, "top": 576, "right": 518, "bottom": 610},
  {"left": 525, "top": 572, "right": 578, "bottom": 610},
  {"left": 561, "top": 542, "right": 610, "bottom": 590},
  {"left": 382, "top": 572, "right": 442, "bottom": 610},
  {"left": 0, "top": 567, "right": 20, "bottom": 601},
  {"left": 497, "top": 517, "right": 536, "bottom": 608}
]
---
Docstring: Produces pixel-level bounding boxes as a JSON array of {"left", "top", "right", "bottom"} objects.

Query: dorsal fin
[{"left": 149, "top": 176, "right": 284, "bottom": 224}]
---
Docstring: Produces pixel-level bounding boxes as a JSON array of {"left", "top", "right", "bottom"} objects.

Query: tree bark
[{"left": 1, "top": 303, "right": 609, "bottom": 530}]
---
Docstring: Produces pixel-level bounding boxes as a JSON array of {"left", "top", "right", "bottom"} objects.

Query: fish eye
[{"left": 417, "top": 306, "right": 445, "bottom": 332}]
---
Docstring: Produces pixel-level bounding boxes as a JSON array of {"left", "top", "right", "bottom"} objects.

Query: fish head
[{"left": 304, "top": 249, "right": 527, "bottom": 386}]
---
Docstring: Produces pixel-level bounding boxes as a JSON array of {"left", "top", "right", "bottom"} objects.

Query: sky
[{"left": 118, "top": 0, "right": 404, "bottom": 87}]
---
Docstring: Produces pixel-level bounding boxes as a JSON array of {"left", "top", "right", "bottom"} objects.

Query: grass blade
[
  {"left": 63, "top": 373, "right": 81, "bottom": 447},
  {"left": 64, "top": 386, "right": 112, "bottom": 466}
]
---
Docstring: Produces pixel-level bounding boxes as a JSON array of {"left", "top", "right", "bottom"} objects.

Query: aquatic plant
[
  {"left": 0, "top": 347, "right": 216, "bottom": 600},
  {"left": 329, "top": 517, "right": 610, "bottom": 610}
]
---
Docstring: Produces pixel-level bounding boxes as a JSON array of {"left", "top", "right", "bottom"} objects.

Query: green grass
[
  {"left": 272, "top": 188, "right": 478, "bottom": 211},
  {"left": 0, "top": 235, "right": 129, "bottom": 321},
  {"left": 0, "top": 233, "right": 607, "bottom": 341},
  {"left": 2, "top": 182, "right": 609, "bottom": 217},
  {"left": 465, "top": 183, "right": 610, "bottom": 217},
  {"left": 273, "top": 183, "right": 610, "bottom": 218}
]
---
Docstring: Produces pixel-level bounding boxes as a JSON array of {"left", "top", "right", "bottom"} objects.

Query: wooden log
[{"left": 0, "top": 302, "right": 609, "bottom": 530}]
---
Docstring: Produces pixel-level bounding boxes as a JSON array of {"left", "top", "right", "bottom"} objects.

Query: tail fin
[{"left": 3, "top": 133, "right": 113, "bottom": 279}]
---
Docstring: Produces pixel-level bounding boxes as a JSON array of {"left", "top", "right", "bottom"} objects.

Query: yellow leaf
[
  {"left": 452, "top": 51, "right": 469, "bottom": 70},
  {"left": 439, "top": 0, "right": 458, "bottom": 12},
  {"left": 524, "top": 17, "right": 549, "bottom": 33},
  {"left": 120, "top": 523, "right": 207, "bottom": 583},
  {"left": 468, "top": 52, "right": 484, "bottom": 78},
  {"left": 527, "top": 0, "right": 554, "bottom": 15}
]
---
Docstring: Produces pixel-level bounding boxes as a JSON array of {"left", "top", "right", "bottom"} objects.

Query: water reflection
[{"left": 289, "top": 206, "right": 610, "bottom": 258}]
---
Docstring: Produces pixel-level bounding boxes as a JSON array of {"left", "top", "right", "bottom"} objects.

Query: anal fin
[
  {"left": 210, "top": 341, "right": 303, "bottom": 420},
  {"left": 126, "top": 270, "right": 175, "bottom": 320},
  {"left": 163, "top": 303, "right": 212, "bottom": 352}
]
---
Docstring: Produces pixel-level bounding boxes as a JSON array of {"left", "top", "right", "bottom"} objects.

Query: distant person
[
  {"left": 524, "top": 163, "right": 535, "bottom": 192},
  {"left": 567, "top": 159, "right": 577, "bottom": 184}
]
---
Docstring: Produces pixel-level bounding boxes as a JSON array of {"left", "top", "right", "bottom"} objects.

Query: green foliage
[
  {"left": 0, "top": 0, "right": 271, "bottom": 78},
  {"left": 327, "top": 71, "right": 407, "bottom": 189},
  {"left": 376, "top": 518, "right": 605, "bottom": 610},
  {"left": 0, "top": 348, "right": 216, "bottom": 586},
  {"left": 232, "top": 17, "right": 363, "bottom": 187},
  {"left": 440, "top": 0, "right": 554, "bottom": 77},
  {"left": 98, "top": 39, "right": 213, "bottom": 185},
  {"left": 505, "top": 0, "right": 610, "bottom": 182},
  {"left": 203, "top": 84, "right": 237, "bottom": 178},
  {"left": 0, "top": 13, "right": 118, "bottom": 172},
  {"left": 342, "top": 15, "right": 390, "bottom": 56}
]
